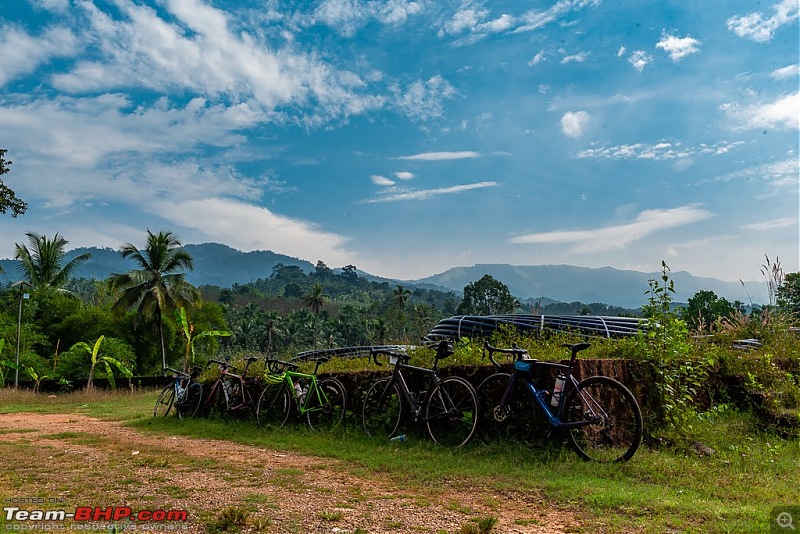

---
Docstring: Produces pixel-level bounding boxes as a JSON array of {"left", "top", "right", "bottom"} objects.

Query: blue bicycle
[
  {"left": 154, "top": 366, "right": 203, "bottom": 418},
  {"left": 477, "top": 342, "right": 643, "bottom": 462}
]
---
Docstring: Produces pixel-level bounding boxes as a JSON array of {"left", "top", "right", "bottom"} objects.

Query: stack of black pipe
[{"left": 424, "top": 314, "right": 646, "bottom": 341}]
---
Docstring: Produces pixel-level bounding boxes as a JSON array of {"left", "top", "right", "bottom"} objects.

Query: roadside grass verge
[{"left": 1, "top": 388, "right": 797, "bottom": 533}]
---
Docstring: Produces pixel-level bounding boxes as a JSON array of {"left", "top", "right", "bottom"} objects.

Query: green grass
[{"left": 1, "top": 388, "right": 797, "bottom": 533}]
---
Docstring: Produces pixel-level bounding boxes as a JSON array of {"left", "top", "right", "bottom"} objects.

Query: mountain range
[{"left": 0, "top": 243, "right": 764, "bottom": 309}]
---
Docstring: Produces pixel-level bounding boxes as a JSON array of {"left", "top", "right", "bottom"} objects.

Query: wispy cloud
[
  {"left": 727, "top": 0, "right": 799, "bottom": 43},
  {"left": 514, "top": 0, "right": 601, "bottom": 34},
  {"left": 0, "top": 26, "right": 77, "bottom": 86},
  {"left": 561, "top": 52, "right": 589, "bottom": 64},
  {"left": 708, "top": 157, "right": 800, "bottom": 196},
  {"left": 560, "top": 110, "right": 590, "bottom": 138},
  {"left": 771, "top": 64, "right": 800, "bottom": 80},
  {"left": 390, "top": 75, "right": 456, "bottom": 121},
  {"left": 394, "top": 151, "right": 480, "bottom": 161},
  {"left": 720, "top": 91, "right": 800, "bottom": 131},
  {"left": 311, "top": 0, "right": 424, "bottom": 37},
  {"left": 394, "top": 171, "right": 415, "bottom": 180},
  {"left": 740, "top": 217, "right": 797, "bottom": 231},
  {"left": 628, "top": 50, "right": 652, "bottom": 72},
  {"left": 359, "top": 181, "right": 499, "bottom": 203},
  {"left": 371, "top": 174, "right": 395, "bottom": 186},
  {"left": 577, "top": 141, "right": 745, "bottom": 160},
  {"left": 656, "top": 31, "right": 701, "bottom": 61},
  {"left": 511, "top": 205, "right": 713, "bottom": 252}
]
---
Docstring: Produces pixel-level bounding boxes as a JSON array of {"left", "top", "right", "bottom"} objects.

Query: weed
[
  {"left": 319, "top": 510, "right": 343, "bottom": 521},
  {"left": 458, "top": 515, "right": 499, "bottom": 534},
  {"left": 205, "top": 507, "right": 249, "bottom": 533}
]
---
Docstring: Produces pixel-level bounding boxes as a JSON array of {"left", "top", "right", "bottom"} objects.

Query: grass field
[{"left": 0, "top": 388, "right": 797, "bottom": 533}]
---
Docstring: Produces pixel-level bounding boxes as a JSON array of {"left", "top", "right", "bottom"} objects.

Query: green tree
[
  {"left": 14, "top": 232, "right": 90, "bottom": 292},
  {"left": 110, "top": 230, "right": 198, "bottom": 372},
  {"left": 391, "top": 284, "right": 411, "bottom": 311},
  {"left": 0, "top": 149, "right": 27, "bottom": 217},
  {"left": 303, "top": 283, "right": 329, "bottom": 315},
  {"left": 70, "top": 335, "right": 132, "bottom": 390},
  {"left": 681, "top": 290, "right": 736, "bottom": 332},
  {"left": 456, "top": 274, "right": 518, "bottom": 315},
  {"left": 776, "top": 272, "right": 800, "bottom": 317},
  {"left": 175, "top": 307, "right": 231, "bottom": 372}
]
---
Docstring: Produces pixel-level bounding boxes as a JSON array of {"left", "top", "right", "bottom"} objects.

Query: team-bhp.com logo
[{"left": 4, "top": 506, "right": 188, "bottom": 522}]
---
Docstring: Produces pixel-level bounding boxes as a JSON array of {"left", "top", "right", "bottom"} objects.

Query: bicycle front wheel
[
  {"left": 477, "top": 373, "right": 540, "bottom": 444},
  {"left": 362, "top": 378, "right": 403, "bottom": 439},
  {"left": 178, "top": 382, "right": 203, "bottom": 419},
  {"left": 306, "top": 378, "right": 347, "bottom": 430},
  {"left": 256, "top": 382, "right": 291, "bottom": 430},
  {"left": 565, "top": 375, "right": 643, "bottom": 463},
  {"left": 425, "top": 376, "right": 479, "bottom": 448},
  {"left": 154, "top": 385, "right": 175, "bottom": 417}
]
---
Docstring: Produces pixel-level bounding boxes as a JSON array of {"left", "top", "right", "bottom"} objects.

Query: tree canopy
[
  {"left": 0, "top": 149, "right": 27, "bottom": 217},
  {"left": 457, "top": 274, "right": 518, "bottom": 315}
]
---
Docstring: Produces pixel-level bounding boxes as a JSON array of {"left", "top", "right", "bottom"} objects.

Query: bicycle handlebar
[
  {"left": 370, "top": 348, "right": 410, "bottom": 367},
  {"left": 265, "top": 357, "right": 299, "bottom": 374},
  {"left": 483, "top": 342, "right": 529, "bottom": 368}
]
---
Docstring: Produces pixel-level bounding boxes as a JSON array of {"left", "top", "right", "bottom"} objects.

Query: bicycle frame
[
  {"left": 264, "top": 358, "right": 331, "bottom": 416},
  {"left": 205, "top": 357, "right": 259, "bottom": 413}
]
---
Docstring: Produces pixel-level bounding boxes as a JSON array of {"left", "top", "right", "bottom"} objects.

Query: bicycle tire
[
  {"left": 476, "top": 373, "right": 542, "bottom": 444},
  {"left": 153, "top": 385, "right": 175, "bottom": 417},
  {"left": 424, "top": 376, "right": 479, "bottom": 448},
  {"left": 362, "top": 378, "right": 403, "bottom": 439},
  {"left": 564, "top": 375, "right": 643, "bottom": 463},
  {"left": 256, "top": 382, "right": 291, "bottom": 430},
  {"left": 205, "top": 382, "right": 228, "bottom": 418},
  {"left": 306, "top": 377, "right": 347, "bottom": 430},
  {"left": 178, "top": 382, "right": 203, "bottom": 419}
]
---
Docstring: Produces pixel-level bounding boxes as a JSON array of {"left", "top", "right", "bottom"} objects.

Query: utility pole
[{"left": 12, "top": 280, "right": 31, "bottom": 388}]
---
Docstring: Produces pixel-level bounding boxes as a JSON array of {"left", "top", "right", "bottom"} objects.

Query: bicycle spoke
[
  {"left": 425, "top": 376, "right": 478, "bottom": 448},
  {"left": 306, "top": 378, "right": 347, "bottom": 430},
  {"left": 257, "top": 382, "right": 291, "bottom": 430},
  {"left": 565, "top": 376, "right": 643, "bottom": 462},
  {"left": 477, "top": 373, "right": 544, "bottom": 444},
  {"left": 153, "top": 385, "right": 175, "bottom": 418},
  {"left": 362, "top": 378, "right": 403, "bottom": 439}
]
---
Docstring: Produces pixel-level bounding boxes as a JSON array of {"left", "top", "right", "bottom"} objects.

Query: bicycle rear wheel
[
  {"left": 177, "top": 382, "right": 203, "bottom": 419},
  {"left": 306, "top": 378, "right": 347, "bottom": 430},
  {"left": 564, "top": 375, "right": 643, "bottom": 463},
  {"left": 256, "top": 382, "right": 291, "bottom": 430},
  {"left": 425, "top": 376, "right": 479, "bottom": 448},
  {"left": 362, "top": 378, "right": 403, "bottom": 439},
  {"left": 477, "top": 373, "right": 541, "bottom": 444},
  {"left": 154, "top": 385, "right": 175, "bottom": 417}
]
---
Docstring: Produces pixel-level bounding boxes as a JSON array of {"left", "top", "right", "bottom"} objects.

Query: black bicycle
[
  {"left": 202, "top": 356, "right": 261, "bottom": 417},
  {"left": 477, "top": 342, "right": 643, "bottom": 462},
  {"left": 361, "top": 341, "right": 479, "bottom": 448},
  {"left": 154, "top": 366, "right": 203, "bottom": 418}
]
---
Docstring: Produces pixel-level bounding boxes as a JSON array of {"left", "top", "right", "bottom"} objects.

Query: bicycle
[
  {"left": 477, "top": 341, "right": 643, "bottom": 462},
  {"left": 361, "top": 341, "right": 479, "bottom": 448},
  {"left": 202, "top": 356, "right": 262, "bottom": 417},
  {"left": 256, "top": 356, "right": 346, "bottom": 431},
  {"left": 153, "top": 366, "right": 203, "bottom": 418}
]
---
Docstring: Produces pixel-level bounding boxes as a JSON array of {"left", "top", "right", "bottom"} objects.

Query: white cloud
[
  {"left": 395, "top": 151, "right": 480, "bottom": 161},
  {"left": 656, "top": 31, "right": 701, "bottom": 61},
  {"left": 617, "top": 46, "right": 626, "bottom": 57},
  {"left": 390, "top": 75, "right": 456, "bottom": 121},
  {"left": 577, "top": 141, "right": 745, "bottom": 160},
  {"left": 771, "top": 64, "right": 800, "bottom": 80},
  {"left": 371, "top": 174, "right": 395, "bottom": 186},
  {"left": 710, "top": 157, "right": 800, "bottom": 196},
  {"left": 740, "top": 217, "right": 798, "bottom": 231},
  {"left": 720, "top": 91, "right": 800, "bottom": 131},
  {"left": 394, "top": 171, "right": 415, "bottom": 180},
  {"left": 560, "top": 111, "right": 590, "bottom": 138},
  {"left": 529, "top": 50, "right": 547, "bottom": 65},
  {"left": 628, "top": 50, "right": 652, "bottom": 72},
  {"left": 0, "top": 26, "right": 77, "bottom": 86},
  {"left": 510, "top": 205, "right": 713, "bottom": 252},
  {"left": 727, "top": 0, "right": 799, "bottom": 43},
  {"left": 156, "top": 198, "right": 355, "bottom": 265},
  {"left": 561, "top": 52, "right": 589, "bottom": 64},
  {"left": 360, "top": 181, "right": 499, "bottom": 203},
  {"left": 514, "top": 0, "right": 601, "bottom": 34}
]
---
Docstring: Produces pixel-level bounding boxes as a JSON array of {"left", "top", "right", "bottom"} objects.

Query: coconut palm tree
[
  {"left": 392, "top": 284, "right": 411, "bottom": 311},
  {"left": 303, "top": 283, "right": 329, "bottom": 315},
  {"left": 109, "top": 230, "right": 198, "bottom": 372},
  {"left": 14, "top": 232, "right": 90, "bottom": 292}
]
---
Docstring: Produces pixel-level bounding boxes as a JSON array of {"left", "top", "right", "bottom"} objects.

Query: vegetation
[
  {"left": 0, "top": 148, "right": 27, "bottom": 217},
  {"left": 14, "top": 232, "right": 90, "bottom": 292}
]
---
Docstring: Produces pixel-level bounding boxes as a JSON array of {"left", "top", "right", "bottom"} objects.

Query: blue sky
[{"left": 1, "top": 0, "right": 797, "bottom": 285}]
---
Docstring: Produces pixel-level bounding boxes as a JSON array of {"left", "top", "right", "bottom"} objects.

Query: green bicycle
[{"left": 256, "top": 356, "right": 347, "bottom": 430}]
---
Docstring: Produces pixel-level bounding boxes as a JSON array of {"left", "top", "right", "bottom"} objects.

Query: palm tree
[
  {"left": 109, "top": 230, "right": 198, "bottom": 371},
  {"left": 392, "top": 284, "right": 411, "bottom": 311},
  {"left": 304, "top": 283, "right": 329, "bottom": 314},
  {"left": 14, "top": 232, "right": 90, "bottom": 291}
]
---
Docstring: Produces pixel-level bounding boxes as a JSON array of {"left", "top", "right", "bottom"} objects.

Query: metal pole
[{"left": 15, "top": 288, "right": 22, "bottom": 389}]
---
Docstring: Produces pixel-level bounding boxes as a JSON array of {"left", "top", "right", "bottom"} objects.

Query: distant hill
[
  {"left": 411, "top": 264, "right": 763, "bottom": 309},
  {"left": 0, "top": 244, "right": 764, "bottom": 309},
  {"left": 0, "top": 243, "right": 314, "bottom": 288}
]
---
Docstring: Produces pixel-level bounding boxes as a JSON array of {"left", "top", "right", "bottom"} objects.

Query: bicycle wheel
[
  {"left": 477, "top": 373, "right": 541, "bottom": 444},
  {"left": 256, "top": 382, "right": 292, "bottom": 430},
  {"left": 306, "top": 377, "right": 347, "bottom": 430},
  {"left": 153, "top": 385, "right": 175, "bottom": 417},
  {"left": 177, "top": 382, "right": 203, "bottom": 419},
  {"left": 564, "top": 375, "right": 643, "bottom": 463},
  {"left": 424, "top": 376, "right": 479, "bottom": 448},
  {"left": 362, "top": 378, "right": 403, "bottom": 439}
]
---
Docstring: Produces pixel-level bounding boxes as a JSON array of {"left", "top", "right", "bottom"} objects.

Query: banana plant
[
  {"left": 71, "top": 335, "right": 133, "bottom": 390},
  {"left": 25, "top": 366, "right": 48, "bottom": 393},
  {"left": 0, "top": 339, "right": 20, "bottom": 387},
  {"left": 175, "top": 307, "right": 232, "bottom": 372}
]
